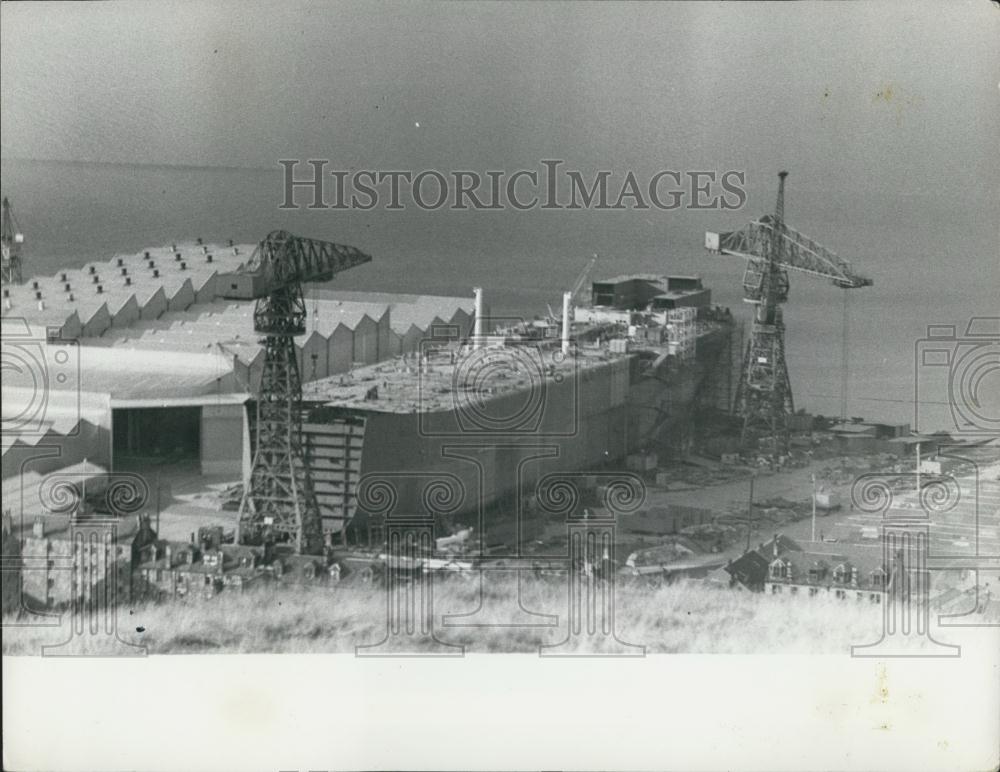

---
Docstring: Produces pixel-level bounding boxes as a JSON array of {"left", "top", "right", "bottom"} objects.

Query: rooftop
[
  {"left": 2, "top": 240, "right": 254, "bottom": 332},
  {"left": 593, "top": 274, "right": 666, "bottom": 286}
]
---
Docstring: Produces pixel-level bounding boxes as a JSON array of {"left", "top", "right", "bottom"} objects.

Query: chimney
[
  {"left": 32, "top": 520, "right": 44, "bottom": 538},
  {"left": 473, "top": 287, "right": 484, "bottom": 350},
  {"left": 164, "top": 544, "right": 172, "bottom": 569},
  {"left": 772, "top": 534, "right": 780, "bottom": 558},
  {"left": 561, "top": 291, "right": 573, "bottom": 355}
]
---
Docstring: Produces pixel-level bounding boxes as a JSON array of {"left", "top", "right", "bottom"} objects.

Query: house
[
  {"left": 18, "top": 513, "right": 157, "bottom": 610},
  {"left": 725, "top": 533, "right": 899, "bottom": 603},
  {"left": 135, "top": 539, "right": 267, "bottom": 600},
  {"left": 763, "top": 539, "right": 893, "bottom": 603}
]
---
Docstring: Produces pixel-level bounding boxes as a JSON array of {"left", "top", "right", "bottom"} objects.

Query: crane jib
[{"left": 219, "top": 231, "right": 373, "bottom": 301}]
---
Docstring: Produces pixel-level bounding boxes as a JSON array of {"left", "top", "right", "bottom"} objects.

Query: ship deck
[{"left": 303, "top": 341, "right": 629, "bottom": 414}]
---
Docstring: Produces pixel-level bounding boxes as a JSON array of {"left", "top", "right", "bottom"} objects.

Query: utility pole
[
  {"left": 811, "top": 473, "right": 817, "bottom": 542},
  {"left": 745, "top": 472, "right": 756, "bottom": 553}
]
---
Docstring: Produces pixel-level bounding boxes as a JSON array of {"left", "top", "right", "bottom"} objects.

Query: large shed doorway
[{"left": 113, "top": 406, "right": 201, "bottom": 464}]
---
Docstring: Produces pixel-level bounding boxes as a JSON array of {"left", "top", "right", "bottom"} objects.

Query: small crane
[
  {"left": 227, "top": 230, "right": 371, "bottom": 554},
  {"left": 1, "top": 197, "right": 26, "bottom": 285},
  {"left": 546, "top": 254, "right": 598, "bottom": 324},
  {"left": 705, "top": 172, "right": 872, "bottom": 455},
  {"left": 570, "top": 253, "right": 598, "bottom": 305}
]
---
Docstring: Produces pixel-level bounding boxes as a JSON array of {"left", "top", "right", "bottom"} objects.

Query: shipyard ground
[{"left": 5, "top": 443, "right": 996, "bottom": 655}]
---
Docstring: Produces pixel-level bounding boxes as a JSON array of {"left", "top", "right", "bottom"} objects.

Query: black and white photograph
[{"left": 1, "top": 1, "right": 998, "bottom": 770}]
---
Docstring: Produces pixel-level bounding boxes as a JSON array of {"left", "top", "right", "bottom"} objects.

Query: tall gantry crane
[
  {"left": 705, "top": 172, "right": 872, "bottom": 455},
  {"left": 228, "top": 230, "right": 371, "bottom": 554},
  {"left": 1, "top": 197, "right": 25, "bottom": 285}
]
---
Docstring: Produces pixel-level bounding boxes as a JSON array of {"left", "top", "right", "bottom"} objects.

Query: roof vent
[
  {"left": 3, "top": 288, "right": 10, "bottom": 298},
  {"left": 117, "top": 257, "right": 124, "bottom": 267},
  {"left": 228, "top": 239, "right": 234, "bottom": 247},
  {"left": 171, "top": 243, "right": 176, "bottom": 251},
  {"left": 144, "top": 250, "right": 150, "bottom": 259},
  {"left": 125, "top": 276, "right": 132, "bottom": 286},
  {"left": 92, "top": 275, "right": 100, "bottom": 284},
  {"left": 96, "top": 284, "right": 103, "bottom": 294},
  {"left": 196, "top": 237, "right": 203, "bottom": 245},
  {"left": 175, "top": 252, "right": 182, "bottom": 261},
  {"left": 68, "top": 293, "right": 75, "bottom": 302},
  {"left": 233, "top": 247, "right": 239, "bottom": 255},
  {"left": 121, "top": 267, "right": 128, "bottom": 276},
  {"left": 89, "top": 265, "right": 96, "bottom": 274},
  {"left": 35, "top": 290, "right": 42, "bottom": 300},
  {"left": 148, "top": 260, "right": 155, "bottom": 268},
  {"left": 32, "top": 280, "right": 39, "bottom": 290},
  {"left": 206, "top": 253, "right": 213, "bottom": 263},
  {"left": 153, "top": 269, "right": 160, "bottom": 278},
  {"left": 180, "top": 261, "right": 187, "bottom": 270},
  {"left": 64, "top": 283, "right": 71, "bottom": 292},
  {"left": 61, "top": 272, "right": 68, "bottom": 282},
  {"left": 201, "top": 245, "right": 208, "bottom": 254}
]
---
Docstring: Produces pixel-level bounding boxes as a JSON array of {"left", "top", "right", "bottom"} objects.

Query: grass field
[{"left": 1, "top": 575, "right": 892, "bottom": 655}]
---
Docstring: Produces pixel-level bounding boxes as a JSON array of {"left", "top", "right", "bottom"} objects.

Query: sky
[
  {"left": 2, "top": 0, "right": 998, "bottom": 202},
  {"left": 0, "top": 0, "right": 996, "bottom": 424}
]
